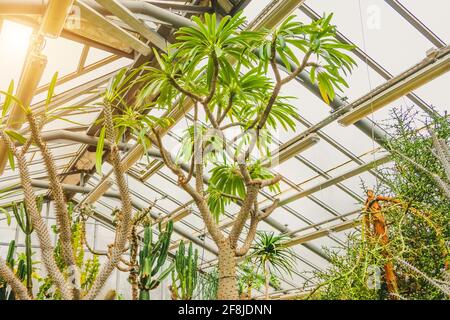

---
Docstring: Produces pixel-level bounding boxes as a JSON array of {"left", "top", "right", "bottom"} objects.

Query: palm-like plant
[
  {"left": 132, "top": 12, "right": 354, "bottom": 300},
  {"left": 79, "top": 11, "right": 354, "bottom": 300},
  {"left": 250, "top": 232, "right": 296, "bottom": 300}
]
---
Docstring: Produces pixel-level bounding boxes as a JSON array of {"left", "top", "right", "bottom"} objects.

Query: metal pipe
[
  {"left": 300, "top": 4, "right": 438, "bottom": 117},
  {"left": 75, "top": 0, "right": 151, "bottom": 56},
  {"left": 384, "top": 0, "right": 446, "bottom": 48},
  {"left": 276, "top": 154, "right": 391, "bottom": 208},
  {"left": 94, "top": 0, "right": 167, "bottom": 50},
  {"left": 0, "top": 0, "right": 196, "bottom": 28}
]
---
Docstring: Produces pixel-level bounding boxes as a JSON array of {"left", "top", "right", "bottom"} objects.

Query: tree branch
[
  {"left": 253, "top": 50, "right": 313, "bottom": 133},
  {"left": 229, "top": 184, "right": 260, "bottom": 247},
  {"left": 85, "top": 100, "right": 134, "bottom": 300},
  {"left": 26, "top": 113, "right": 77, "bottom": 296},
  {"left": 258, "top": 174, "right": 283, "bottom": 188},
  {"left": 0, "top": 131, "right": 73, "bottom": 300},
  {"left": 235, "top": 208, "right": 258, "bottom": 257},
  {"left": 220, "top": 122, "right": 246, "bottom": 131},
  {"left": 281, "top": 51, "right": 313, "bottom": 85},
  {"left": 258, "top": 198, "right": 279, "bottom": 221},
  {"left": 168, "top": 76, "right": 203, "bottom": 102}
]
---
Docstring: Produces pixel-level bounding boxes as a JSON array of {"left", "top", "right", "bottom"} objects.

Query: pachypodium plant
[
  {"left": 170, "top": 240, "right": 199, "bottom": 300},
  {"left": 110, "top": 12, "right": 354, "bottom": 300},
  {"left": 0, "top": 11, "right": 355, "bottom": 300},
  {"left": 138, "top": 222, "right": 174, "bottom": 300},
  {"left": 0, "top": 200, "right": 43, "bottom": 300},
  {"left": 0, "top": 70, "right": 137, "bottom": 299},
  {"left": 237, "top": 259, "right": 281, "bottom": 299}
]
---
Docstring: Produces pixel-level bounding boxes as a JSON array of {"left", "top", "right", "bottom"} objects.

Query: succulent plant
[
  {"left": 138, "top": 221, "right": 174, "bottom": 300},
  {"left": 171, "top": 240, "right": 198, "bottom": 300}
]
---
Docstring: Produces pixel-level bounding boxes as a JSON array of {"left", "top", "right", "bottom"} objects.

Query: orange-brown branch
[{"left": 364, "top": 190, "right": 399, "bottom": 299}]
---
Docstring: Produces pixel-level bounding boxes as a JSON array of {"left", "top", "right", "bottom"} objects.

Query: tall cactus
[
  {"left": 11, "top": 198, "right": 42, "bottom": 296},
  {"left": 138, "top": 221, "right": 174, "bottom": 300},
  {"left": 0, "top": 241, "right": 16, "bottom": 300},
  {"left": 171, "top": 240, "right": 198, "bottom": 300}
]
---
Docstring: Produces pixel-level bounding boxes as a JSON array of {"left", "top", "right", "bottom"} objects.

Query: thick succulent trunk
[
  {"left": 27, "top": 114, "right": 79, "bottom": 299},
  {"left": 0, "top": 132, "right": 72, "bottom": 299},
  {"left": 84, "top": 102, "right": 133, "bottom": 300},
  {"left": 217, "top": 241, "right": 238, "bottom": 300},
  {"left": 365, "top": 191, "right": 399, "bottom": 299},
  {"left": 0, "top": 257, "right": 30, "bottom": 300}
]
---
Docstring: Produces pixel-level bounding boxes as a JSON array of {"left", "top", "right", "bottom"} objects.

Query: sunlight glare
[
  {"left": 0, "top": 20, "right": 32, "bottom": 54},
  {"left": 0, "top": 21, "right": 33, "bottom": 89}
]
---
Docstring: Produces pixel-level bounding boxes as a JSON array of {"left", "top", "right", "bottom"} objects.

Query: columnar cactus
[
  {"left": 12, "top": 199, "right": 41, "bottom": 296},
  {"left": 138, "top": 221, "right": 174, "bottom": 300},
  {"left": 171, "top": 240, "right": 198, "bottom": 300}
]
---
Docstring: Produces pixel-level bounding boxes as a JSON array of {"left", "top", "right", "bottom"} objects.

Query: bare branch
[
  {"left": 220, "top": 122, "right": 246, "bottom": 131},
  {"left": 258, "top": 174, "right": 283, "bottom": 188},
  {"left": 26, "top": 113, "right": 77, "bottom": 294},
  {"left": 0, "top": 131, "right": 73, "bottom": 300},
  {"left": 258, "top": 198, "right": 280, "bottom": 221},
  {"left": 85, "top": 100, "right": 134, "bottom": 300},
  {"left": 235, "top": 209, "right": 258, "bottom": 257},
  {"left": 281, "top": 52, "right": 313, "bottom": 85},
  {"left": 229, "top": 184, "right": 260, "bottom": 247}
]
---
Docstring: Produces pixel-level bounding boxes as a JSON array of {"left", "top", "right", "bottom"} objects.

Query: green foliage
[
  {"left": 94, "top": 65, "right": 174, "bottom": 174},
  {"left": 138, "top": 221, "right": 174, "bottom": 300},
  {"left": 39, "top": 202, "right": 100, "bottom": 299},
  {"left": 237, "top": 260, "right": 265, "bottom": 297},
  {"left": 258, "top": 14, "right": 356, "bottom": 104},
  {"left": 307, "top": 109, "right": 450, "bottom": 300},
  {"left": 11, "top": 198, "right": 42, "bottom": 295},
  {"left": 0, "top": 199, "right": 43, "bottom": 299},
  {"left": 386, "top": 108, "right": 450, "bottom": 212},
  {"left": 195, "top": 267, "right": 219, "bottom": 300},
  {"left": 250, "top": 232, "right": 297, "bottom": 277},
  {"left": 131, "top": 11, "right": 354, "bottom": 222},
  {"left": 171, "top": 240, "right": 199, "bottom": 300},
  {"left": 207, "top": 161, "right": 280, "bottom": 220}
]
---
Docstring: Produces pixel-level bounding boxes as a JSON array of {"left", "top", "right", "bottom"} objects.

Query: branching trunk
[
  {"left": 84, "top": 101, "right": 133, "bottom": 300},
  {"left": 0, "top": 132, "right": 73, "bottom": 299},
  {"left": 26, "top": 113, "right": 79, "bottom": 299}
]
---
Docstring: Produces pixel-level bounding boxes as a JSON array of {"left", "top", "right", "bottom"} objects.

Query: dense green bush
[{"left": 307, "top": 108, "right": 450, "bottom": 300}]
